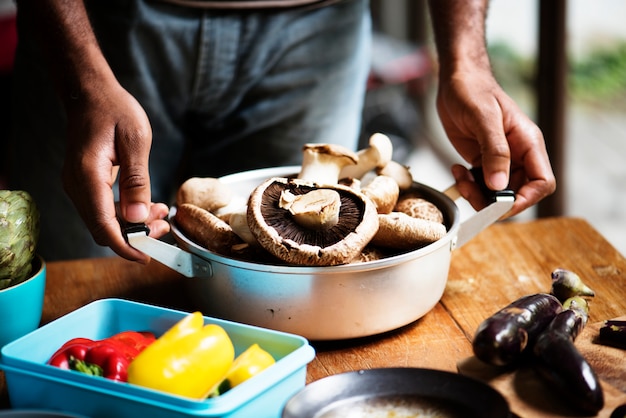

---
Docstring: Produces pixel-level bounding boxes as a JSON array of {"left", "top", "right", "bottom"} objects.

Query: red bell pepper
[
  {"left": 108, "top": 331, "right": 156, "bottom": 355},
  {"left": 48, "top": 339, "right": 129, "bottom": 381},
  {"left": 47, "top": 331, "right": 156, "bottom": 382}
]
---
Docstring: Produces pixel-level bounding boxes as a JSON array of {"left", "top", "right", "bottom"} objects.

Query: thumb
[
  {"left": 479, "top": 130, "right": 511, "bottom": 191},
  {"left": 116, "top": 131, "right": 152, "bottom": 224},
  {"left": 118, "top": 162, "right": 151, "bottom": 223}
]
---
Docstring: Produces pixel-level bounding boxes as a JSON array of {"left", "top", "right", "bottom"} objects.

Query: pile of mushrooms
[{"left": 174, "top": 133, "right": 447, "bottom": 267}]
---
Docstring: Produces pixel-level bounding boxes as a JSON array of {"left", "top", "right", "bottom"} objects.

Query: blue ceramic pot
[{"left": 0, "top": 255, "right": 46, "bottom": 347}]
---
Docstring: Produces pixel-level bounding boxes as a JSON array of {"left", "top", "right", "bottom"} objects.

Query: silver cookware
[{"left": 126, "top": 166, "right": 513, "bottom": 340}]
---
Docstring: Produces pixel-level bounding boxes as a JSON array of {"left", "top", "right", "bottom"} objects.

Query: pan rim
[{"left": 281, "top": 367, "right": 511, "bottom": 418}]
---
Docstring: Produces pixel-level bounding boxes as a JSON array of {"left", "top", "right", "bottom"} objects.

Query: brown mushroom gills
[
  {"left": 247, "top": 178, "right": 379, "bottom": 266},
  {"left": 258, "top": 181, "right": 367, "bottom": 248}
]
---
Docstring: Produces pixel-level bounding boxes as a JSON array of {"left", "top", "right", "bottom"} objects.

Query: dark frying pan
[{"left": 282, "top": 368, "right": 511, "bottom": 418}]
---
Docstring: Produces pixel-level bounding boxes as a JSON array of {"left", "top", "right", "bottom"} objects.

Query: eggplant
[
  {"left": 550, "top": 268, "right": 595, "bottom": 303},
  {"left": 612, "top": 404, "right": 626, "bottom": 418},
  {"left": 533, "top": 297, "right": 604, "bottom": 414},
  {"left": 598, "top": 320, "right": 626, "bottom": 349},
  {"left": 472, "top": 293, "right": 562, "bottom": 366}
]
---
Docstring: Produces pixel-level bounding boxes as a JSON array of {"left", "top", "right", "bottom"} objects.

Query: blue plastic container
[
  {"left": 0, "top": 255, "right": 46, "bottom": 348},
  {"left": 0, "top": 299, "right": 315, "bottom": 418}
]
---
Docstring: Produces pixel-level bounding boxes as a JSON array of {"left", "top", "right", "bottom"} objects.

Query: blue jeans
[{"left": 10, "top": 0, "right": 371, "bottom": 260}]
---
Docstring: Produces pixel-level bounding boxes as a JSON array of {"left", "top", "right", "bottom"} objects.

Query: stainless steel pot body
[{"left": 171, "top": 166, "right": 462, "bottom": 341}]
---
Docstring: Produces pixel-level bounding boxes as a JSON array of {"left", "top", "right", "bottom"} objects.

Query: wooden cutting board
[{"left": 458, "top": 317, "right": 626, "bottom": 418}]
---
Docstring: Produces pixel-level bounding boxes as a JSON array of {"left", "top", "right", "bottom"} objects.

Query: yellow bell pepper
[
  {"left": 127, "top": 312, "right": 234, "bottom": 399},
  {"left": 211, "top": 343, "right": 275, "bottom": 396}
]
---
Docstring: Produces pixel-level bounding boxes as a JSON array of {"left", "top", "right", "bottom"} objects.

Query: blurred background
[
  {"left": 1, "top": 0, "right": 625, "bottom": 255},
  {"left": 366, "top": 0, "right": 626, "bottom": 256}
]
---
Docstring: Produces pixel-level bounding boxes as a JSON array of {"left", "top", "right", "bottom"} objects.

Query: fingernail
[
  {"left": 490, "top": 171, "right": 508, "bottom": 190},
  {"left": 126, "top": 203, "right": 149, "bottom": 223}
]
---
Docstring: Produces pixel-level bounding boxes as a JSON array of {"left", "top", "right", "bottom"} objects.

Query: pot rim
[{"left": 171, "top": 166, "right": 460, "bottom": 275}]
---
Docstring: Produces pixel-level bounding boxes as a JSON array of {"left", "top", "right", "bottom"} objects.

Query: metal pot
[{"left": 127, "top": 166, "right": 513, "bottom": 340}]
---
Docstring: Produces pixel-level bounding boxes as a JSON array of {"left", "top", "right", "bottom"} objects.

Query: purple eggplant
[
  {"left": 472, "top": 293, "right": 562, "bottom": 366},
  {"left": 612, "top": 404, "right": 626, "bottom": 418},
  {"left": 550, "top": 268, "right": 595, "bottom": 303},
  {"left": 533, "top": 297, "right": 604, "bottom": 414},
  {"left": 599, "top": 320, "right": 626, "bottom": 349}
]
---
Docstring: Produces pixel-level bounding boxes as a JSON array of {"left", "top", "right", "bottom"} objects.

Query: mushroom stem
[
  {"left": 228, "top": 207, "right": 259, "bottom": 246},
  {"left": 340, "top": 133, "right": 394, "bottom": 180},
  {"left": 280, "top": 188, "right": 341, "bottom": 230},
  {"left": 360, "top": 175, "right": 399, "bottom": 214},
  {"left": 214, "top": 195, "right": 249, "bottom": 219},
  {"left": 298, "top": 144, "right": 358, "bottom": 185}
]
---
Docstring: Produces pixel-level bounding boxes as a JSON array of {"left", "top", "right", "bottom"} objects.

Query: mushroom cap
[
  {"left": 370, "top": 212, "right": 447, "bottom": 250},
  {"left": 349, "top": 246, "right": 387, "bottom": 263},
  {"left": 301, "top": 143, "right": 358, "bottom": 165},
  {"left": 394, "top": 192, "right": 444, "bottom": 223},
  {"left": 176, "top": 177, "right": 233, "bottom": 213},
  {"left": 366, "top": 132, "right": 394, "bottom": 167},
  {"left": 247, "top": 177, "right": 379, "bottom": 266},
  {"left": 175, "top": 203, "right": 244, "bottom": 256},
  {"left": 298, "top": 143, "right": 358, "bottom": 185},
  {"left": 376, "top": 160, "right": 413, "bottom": 191}
]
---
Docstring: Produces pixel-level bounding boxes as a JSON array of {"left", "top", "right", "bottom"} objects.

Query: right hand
[
  {"left": 61, "top": 81, "right": 170, "bottom": 263},
  {"left": 435, "top": 70, "right": 556, "bottom": 217}
]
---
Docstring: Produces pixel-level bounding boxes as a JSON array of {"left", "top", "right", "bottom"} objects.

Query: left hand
[{"left": 435, "top": 70, "right": 556, "bottom": 217}]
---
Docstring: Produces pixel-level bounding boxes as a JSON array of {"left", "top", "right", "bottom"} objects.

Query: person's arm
[
  {"left": 19, "top": 1, "right": 111, "bottom": 106},
  {"left": 429, "top": 0, "right": 492, "bottom": 76},
  {"left": 428, "top": 0, "right": 556, "bottom": 216},
  {"left": 17, "top": 0, "right": 170, "bottom": 262}
]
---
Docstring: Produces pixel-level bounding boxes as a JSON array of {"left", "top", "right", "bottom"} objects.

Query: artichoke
[{"left": 0, "top": 190, "right": 40, "bottom": 290}]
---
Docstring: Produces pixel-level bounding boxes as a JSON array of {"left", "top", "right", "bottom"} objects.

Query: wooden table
[{"left": 2, "top": 217, "right": 626, "bottom": 416}]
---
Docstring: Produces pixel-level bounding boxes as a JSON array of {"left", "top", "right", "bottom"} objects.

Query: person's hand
[
  {"left": 435, "top": 70, "right": 556, "bottom": 217},
  {"left": 61, "top": 81, "right": 170, "bottom": 262}
]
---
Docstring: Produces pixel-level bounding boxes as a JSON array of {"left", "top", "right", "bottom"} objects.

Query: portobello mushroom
[
  {"left": 472, "top": 293, "right": 562, "bottom": 366},
  {"left": 247, "top": 178, "right": 378, "bottom": 266},
  {"left": 246, "top": 143, "right": 379, "bottom": 266},
  {"left": 532, "top": 297, "right": 604, "bottom": 414}
]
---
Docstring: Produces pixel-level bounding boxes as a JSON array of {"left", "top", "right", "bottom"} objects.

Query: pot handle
[
  {"left": 123, "top": 223, "right": 213, "bottom": 278},
  {"left": 444, "top": 167, "right": 515, "bottom": 249}
]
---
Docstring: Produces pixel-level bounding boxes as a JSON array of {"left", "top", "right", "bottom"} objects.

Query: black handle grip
[
  {"left": 121, "top": 222, "right": 151, "bottom": 242},
  {"left": 470, "top": 166, "right": 515, "bottom": 203}
]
